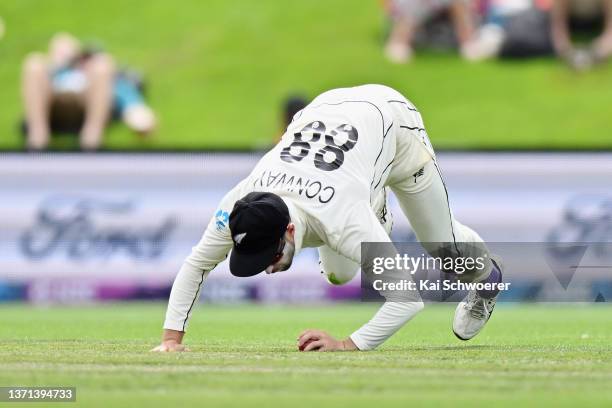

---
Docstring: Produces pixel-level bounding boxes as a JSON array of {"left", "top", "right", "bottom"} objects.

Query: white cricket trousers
[{"left": 320, "top": 88, "right": 493, "bottom": 284}]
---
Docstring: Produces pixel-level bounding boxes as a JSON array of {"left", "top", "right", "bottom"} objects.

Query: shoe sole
[{"left": 453, "top": 330, "right": 470, "bottom": 341}]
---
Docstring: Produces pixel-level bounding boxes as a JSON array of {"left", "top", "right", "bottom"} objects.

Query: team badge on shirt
[{"left": 215, "top": 210, "right": 230, "bottom": 231}]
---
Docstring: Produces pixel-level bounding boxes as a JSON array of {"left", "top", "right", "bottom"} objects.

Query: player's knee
[{"left": 423, "top": 242, "right": 457, "bottom": 261}]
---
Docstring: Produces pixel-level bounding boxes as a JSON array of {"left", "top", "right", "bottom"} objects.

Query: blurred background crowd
[
  {"left": 384, "top": 0, "right": 612, "bottom": 66},
  {"left": 0, "top": 0, "right": 610, "bottom": 151}
]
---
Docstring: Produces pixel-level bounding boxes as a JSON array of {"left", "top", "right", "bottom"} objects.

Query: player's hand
[
  {"left": 150, "top": 340, "right": 190, "bottom": 352},
  {"left": 151, "top": 328, "right": 188, "bottom": 352},
  {"left": 297, "top": 329, "right": 358, "bottom": 352}
]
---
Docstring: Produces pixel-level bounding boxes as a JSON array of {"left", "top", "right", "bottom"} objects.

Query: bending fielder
[{"left": 152, "top": 84, "right": 503, "bottom": 352}]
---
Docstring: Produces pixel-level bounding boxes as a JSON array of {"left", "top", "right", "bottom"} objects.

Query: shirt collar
[{"left": 283, "top": 198, "right": 305, "bottom": 255}]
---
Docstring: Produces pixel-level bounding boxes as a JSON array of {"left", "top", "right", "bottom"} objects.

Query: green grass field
[
  {"left": 0, "top": 303, "right": 611, "bottom": 407},
  {"left": 1, "top": 0, "right": 612, "bottom": 151}
]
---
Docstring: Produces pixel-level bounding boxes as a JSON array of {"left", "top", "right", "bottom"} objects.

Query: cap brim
[{"left": 229, "top": 243, "right": 278, "bottom": 277}]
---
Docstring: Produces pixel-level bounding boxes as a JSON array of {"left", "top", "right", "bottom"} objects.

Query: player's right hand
[{"left": 150, "top": 340, "right": 190, "bottom": 352}]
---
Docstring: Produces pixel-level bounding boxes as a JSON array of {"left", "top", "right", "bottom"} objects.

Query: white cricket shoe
[
  {"left": 452, "top": 258, "right": 502, "bottom": 341},
  {"left": 452, "top": 290, "right": 497, "bottom": 341}
]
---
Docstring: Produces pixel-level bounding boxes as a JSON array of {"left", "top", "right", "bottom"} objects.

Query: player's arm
[
  {"left": 152, "top": 219, "right": 232, "bottom": 351},
  {"left": 318, "top": 245, "right": 360, "bottom": 285},
  {"left": 299, "top": 201, "right": 424, "bottom": 351},
  {"left": 297, "top": 248, "right": 361, "bottom": 351},
  {"left": 151, "top": 187, "right": 239, "bottom": 352}
]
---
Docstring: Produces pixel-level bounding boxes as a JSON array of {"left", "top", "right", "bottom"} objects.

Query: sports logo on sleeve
[{"left": 215, "top": 210, "right": 230, "bottom": 231}]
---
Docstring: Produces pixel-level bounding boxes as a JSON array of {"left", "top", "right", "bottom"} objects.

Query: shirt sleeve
[
  {"left": 334, "top": 200, "right": 425, "bottom": 351},
  {"left": 162, "top": 187, "right": 238, "bottom": 332}
]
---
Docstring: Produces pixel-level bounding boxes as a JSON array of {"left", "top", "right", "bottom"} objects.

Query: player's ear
[{"left": 286, "top": 223, "right": 295, "bottom": 238}]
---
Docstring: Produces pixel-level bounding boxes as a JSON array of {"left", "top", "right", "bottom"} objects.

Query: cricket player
[{"left": 152, "top": 84, "right": 503, "bottom": 352}]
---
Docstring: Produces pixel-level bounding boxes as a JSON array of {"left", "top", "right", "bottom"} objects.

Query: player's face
[{"left": 265, "top": 233, "right": 295, "bottom": 274}]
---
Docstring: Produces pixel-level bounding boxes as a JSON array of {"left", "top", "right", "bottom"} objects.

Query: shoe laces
[{"left": 464, "top": 291, "right": 489, "bottom": 320}]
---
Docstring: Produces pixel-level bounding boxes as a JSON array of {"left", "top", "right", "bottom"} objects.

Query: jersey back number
[{"left": 280, "top": 121, "right": 358, "bottom": 171}]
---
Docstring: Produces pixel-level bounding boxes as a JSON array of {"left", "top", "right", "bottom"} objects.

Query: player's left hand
[{"left": 297, "top": 329, "right": 358, "bottom": 352}]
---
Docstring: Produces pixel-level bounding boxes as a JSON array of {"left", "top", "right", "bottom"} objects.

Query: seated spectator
[
  {"left": 383, "top": 0, "right": 478, "bottom": 63},
  {"left": 21, "top": 33, "right": 156, "bottom": 151},
  {"left": 551, "top": 0, "right": 612, "bottom": 69},
  {"left": 463, "top": 0, "right": 554, "bottom": 61}
]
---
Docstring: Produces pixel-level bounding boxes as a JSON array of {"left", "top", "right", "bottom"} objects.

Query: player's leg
[
  {"left": 389, "top": 158, "right": 491, "bottom": 274},
  {"left": 383, "top": 88, "right": 494, "bottom": 281},
  {"left": 383, "top": 92, "right": 504, "bottom": 335},
  {"left": 388, "top": 157, "right": 503, "bottom": 340}
]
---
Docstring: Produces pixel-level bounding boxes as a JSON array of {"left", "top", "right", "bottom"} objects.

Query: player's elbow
[
  {"left": 325, "top": 272, "right": 344, "bottom": 285},
  {"left": 325, "top": 271, "right": 357, "bottom": 286},
  {"left": 322, "top": 267, "right": 359, "bottom": 286}
]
